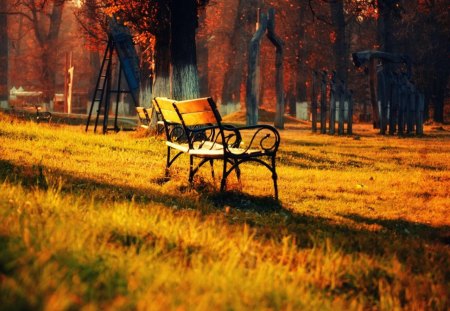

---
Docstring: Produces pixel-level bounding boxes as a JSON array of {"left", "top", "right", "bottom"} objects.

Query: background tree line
[{"left": 0, "top": 0, "right": 448, "bottom": 122}]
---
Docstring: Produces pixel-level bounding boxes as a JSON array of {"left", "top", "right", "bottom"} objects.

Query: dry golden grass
[{"left": 0, "top": 112, "right": 449, "bottom": 310}]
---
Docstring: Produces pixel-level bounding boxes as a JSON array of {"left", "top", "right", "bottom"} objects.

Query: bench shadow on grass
[
  {"left": 0, "top": 159, "right": 192, "bottom": 209},
  {"left": 1, "top": 158, "right": 449, "bottom": 272},
  {"left": 279, "top": 150, "right": 369, "bottom": 170}
]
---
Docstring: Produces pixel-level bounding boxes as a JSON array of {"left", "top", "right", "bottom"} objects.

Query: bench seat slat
[
  {"left": 193, "top": 141, "right": 223, "bottom": 150},
  {"left": 189, "top": 147, "right": 262, "bottom": 157},
  {"left": 136, "top": 107, "right": 146, "bottom": 116},
  {"left": 144, "top": 108, "right": 153, "bottom": 117},
  {"left": 155, "top": 98, "right": 174, "bottom": 110},
  {"left": 180, "top": 111, "right": 217, "bottom": 126},
  {"left": 166, "top": 141, "right": 189, "bottom": 153},
  {"left": 175, "top": 98, "right": 212, "bottom": 113},
  {"left": 159, "top": 109, "right": 181, "bottom": 123}
]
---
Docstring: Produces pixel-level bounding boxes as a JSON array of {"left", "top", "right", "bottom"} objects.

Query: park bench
[
  {"left": 136, "top": 106, "right": 163, "bottom": 132},
  {"left": 136, "top": 106, "right": 152, "bottom": 129},
  {"left": 34, "top": 104, "right": 52, "bottom": 123},
  {"left": 153, "top": 97, "right": 281, "bottom": 199}
]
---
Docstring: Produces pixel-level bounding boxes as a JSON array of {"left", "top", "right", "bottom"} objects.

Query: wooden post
[
  {"left": 246, "top": 11, "right": 267, "bottom": 126},
  {"left": 362, "top": 72, "right": 370, "bottom": 122},
  {"left": 329, "top": 72, "right": 336, "bottom": 135},
  {"left": 320, "top": 71, "right": 327, "bottom": 134},
  {"left": 410, "top": 85, "right": 417, "bottom": 134},
  {"left": 368, "top": 58, "right": 379, "bottom": 128},
  {"left": 397, "top": 79, "right": 406, "bottom": 136},
  {"left": 246, "top": 8, "right": 284, "bottom": 129},
  {"left": 347, "top": 90, "right": 353, "bottom": 135},
  {"left": 338, "top": 81, "right": 345, "bottom": 135},
  {"left": 416, "top": 92, "right": 424, "bottom": 135},
  {"left": 406, "top": 82, "right": 415, "bottom": 134},
  {"left": 311, "top": 71, "right": 318, "bottom": 132},
  {"left": 267, "top": 9, "right": 285, "bottom": 130},
  {"left": 64, "top": 51, "right": 74, "bottom": 114},
  {"left": 377, "top": 69, "right": 388, "bottom": 135},
  {"left": 388, "top": 72, "right": 397, "bottom": 135}
]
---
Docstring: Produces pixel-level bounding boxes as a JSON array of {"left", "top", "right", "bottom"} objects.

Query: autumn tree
[
  {"left": 329, "top": 0, "right": 347, "bottom": 84},
  {"left": 79, "top": 0, "right": 208, "bottom": 101},
  {"left": 294, "top": 3, "right": 309, "bottom": 107},
  {"left": 220, "top": 0, "right": 260, "bottom": 108},
  {"left": 76, "top": 0, "right": 102, "bottom": 101},
  {"left": 377, "top": 0, "right": 402, "bottom": 53},
  {"left": 398, "top": 0, "right": 449, "bottom": 122},
  {"left": 8, "top": 0, "right": 66, "bottom": 101},
  {"left": 170, "top": 0, "right": 202, "bottom": 99},
  {"left": 345, "top": 0, "right": 448, "bottom": 122},
  {"left": 196, "top": 4, "right": 208, "bottom": 96}
]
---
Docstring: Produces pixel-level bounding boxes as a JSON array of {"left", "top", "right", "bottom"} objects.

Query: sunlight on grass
[{"left": 0, "top": 113, "right": 449, "bottom": 310}]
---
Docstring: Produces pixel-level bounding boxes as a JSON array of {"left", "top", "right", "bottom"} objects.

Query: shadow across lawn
[
  {"left": 341, "top": 213, "right": 450, "bottom": 246},
  {"left": 1, "top": 158, "right": 449, "bottom": 282},
  {"left": 0, "top": 159, "right": 196, "bottom": 210},
  {"left": 279, "top": 150, "right": 368, "bottom": 169}
]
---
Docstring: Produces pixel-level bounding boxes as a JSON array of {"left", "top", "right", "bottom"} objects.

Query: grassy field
[{"left": 0, "top": 112, "right": 449, "bottom": 310}]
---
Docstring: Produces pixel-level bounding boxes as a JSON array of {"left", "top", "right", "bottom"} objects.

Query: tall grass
[{"left": 0, "top": 113, "right": 449, "bottom": 310}]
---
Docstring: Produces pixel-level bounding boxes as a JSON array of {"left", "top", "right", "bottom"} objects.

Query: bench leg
[
  {"left": 234, "top": 160, "right": 241, "bottom": 181},
  {"left": 220, "top": 158, "right": 228, "bottom": 192},
  {"left": 272, "top": 155, "right": 278, "bottom": 200},
  {"left": 219, "top": 158, "right": 243, "bottom": 192},
  {"left": 166, "top": 147, "right": 171, "bottom": 177},
  {"left": 166, "top": 148, "right": 184, "bottom": 177},
  {"left": 189, "top": 156, "right": 194, "bottom": 183},
  {"left": 209, "top": 159, "right": 215, "bottom": 179}
]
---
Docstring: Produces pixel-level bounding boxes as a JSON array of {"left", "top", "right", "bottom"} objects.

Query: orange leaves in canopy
[
  {"left": 103, "top": 5, "right": 122, "bottom": 17},
  {"left": 351, "top": 1, "right": 379, "bottom": 21}
]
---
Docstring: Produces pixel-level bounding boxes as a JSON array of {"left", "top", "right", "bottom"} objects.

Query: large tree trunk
[
  {"left": 295, "top": 6, "right": 307, "bottom": 113},
  {"left": 423, "top": 3, "right": 448, "bottom": 123},
  {"left": 139, "top": 56, "right": 152, "bottom": 108},
  {"left": 431, "top": 67, "right": 447, "bottom": 123},
  {"left": 267, "top": 9, "right": 284, "bottom": 129},
  {"left": 152, "top": 2, "right": 171, "bottom": 98},
  {"left": 153, "top": 34, "right": 171, "bottom": 98},
  {"left": 88, "top": 51, "right": 100, "bottom": 101},
  {"left": 377, "top": 1, "right": 395, "bottom": 53},
  {"left": 246, "top": 11, "right": 267, "bottom": 126},
  {"left": 32, "top": 1, "right": 65, "bottom": 101},
  {"left": 329, "top": 0, "right": 347, "bottom": 84},
  {"left": 221, "top": 0, "right": 258, "bottom": 108},
  {"left": 196, "top": 5, "right": 209, "bottom": 97},
  {"left": 0, "top": 1, "right": 8, "bottom": 101},
  {"left": 170, "top": 0, "right": 200, "bottom": 100},
  {"left": 85, "top": 0, "right": 100, "bottom": 103}
]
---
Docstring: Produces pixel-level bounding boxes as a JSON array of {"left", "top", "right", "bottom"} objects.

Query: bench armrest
[
  {"left": 223, "top": 124, "right": 280, "bottom": 155},
  {"left": 167, "top": 123, "right": 186, "bottom": 143},
  {"left": 187, "top": 124, "right": 243, "bottom": 150}
]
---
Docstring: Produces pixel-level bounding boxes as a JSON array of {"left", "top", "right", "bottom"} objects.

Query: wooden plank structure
[
  {"left": 311, "top": 70, "right": 353, "bottom": 135},
  {"left": 376, "top": 71, "right": 425, "bottom": 136},
  {"left": 352, "top": 50, "right": 424, "bottom": 135},
  {"left": 246, "top": 8, "right": 284, "bottom": 129}
]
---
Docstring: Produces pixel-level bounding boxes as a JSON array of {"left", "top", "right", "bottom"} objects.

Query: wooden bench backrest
[
  {"left": 136, "top": 107, "right": 148, "bottom": 121},
  {"left": 154, "top": 97, "right": 181, "bottom": 124},
  {"left": 144, "top": 108, "right": 153, "bottom": 118},
  {"left": 174, "top": 97, "right": 221, "bottom": 127}
]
